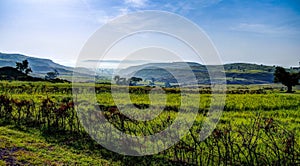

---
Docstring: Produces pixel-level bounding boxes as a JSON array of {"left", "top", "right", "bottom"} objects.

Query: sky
[{"left": 0, "top": 0, "right": 299, "bottom": 68}]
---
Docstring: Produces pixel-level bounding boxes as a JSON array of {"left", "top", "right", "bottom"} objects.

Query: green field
[{"left": 0, "top": 81, "right": 299, "bottom": 165}]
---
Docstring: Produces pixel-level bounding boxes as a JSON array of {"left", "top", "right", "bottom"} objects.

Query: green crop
[{"left": 0, "top": 81, "right": 299, "bottom": 165}]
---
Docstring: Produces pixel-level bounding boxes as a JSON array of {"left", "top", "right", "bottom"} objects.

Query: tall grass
[{"left": 0, "top": 81, "right": 299, "bottom": 165}]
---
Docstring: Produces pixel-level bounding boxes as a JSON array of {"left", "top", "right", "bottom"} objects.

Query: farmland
[{"left": 0, "top": 81, "right": 300, "bottom": 165}]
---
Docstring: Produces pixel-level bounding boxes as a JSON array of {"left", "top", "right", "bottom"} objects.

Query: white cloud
[
  {"left": 230, "top": 23, "right": 300, "bottom": 36},
  {"left": 161, "top": 0, "right": 222, "bottom": 15},
  {"left": 197, "top": 0, "right": 223, "bottom": 7},
  {"left": 232, "top": 23, "right": 270, "bottom": 33},
  {"left": 124, "top": 0, "right": 148, "bottom": 8}
]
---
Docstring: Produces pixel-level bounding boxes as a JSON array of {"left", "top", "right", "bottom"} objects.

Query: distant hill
[
  {"left": 0, "top": 52, "right": 280, "bottom": 84},
  {"left": 0, "top": 52, "right": 73, "bottom": 77},
  {"left": 223, "top": 63, "right": 275, "bottom": 84},
  {"left": 0, "top": 52, "right": 93, "bottom": 79},
  {"left": 117, "top": 62, "right": 276, "bottom": 85}
]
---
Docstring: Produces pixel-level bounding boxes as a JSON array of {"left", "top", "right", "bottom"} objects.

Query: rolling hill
[
  {"left": 0, "top": 52, "right": 73, "bottom": 77},
  {"left": 117, "top": 62, "right": 276, "bottom": 85},
  {"left": 0, "top": 52, "right": 279, "bottom": 84},
  {"left": 0, "top": 52, "right": 93, "bottom": 79}
]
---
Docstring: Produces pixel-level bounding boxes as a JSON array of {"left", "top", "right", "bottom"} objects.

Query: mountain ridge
[
  {"left": 117, "top": 62, "right": 276, "bottom": 84},
  {"left": 0, "top": 52, "right": 96, "bottom": 79},
  {"left": 0, "top": 52, "right": 73, "bottom": 77},
  {"left": 0, "top": 52, "right": 280, "bottom": 84}
]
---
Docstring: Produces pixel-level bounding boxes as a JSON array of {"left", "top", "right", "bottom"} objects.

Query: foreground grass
[
  {"left": 1, "top": 81, "right": 299, "bottom": 165},
  {"left": 0, "top": 126, "right": 118, "bottom": 165},
  {"left": 0, "top": 126, "right": 182, "bottom": 165}
]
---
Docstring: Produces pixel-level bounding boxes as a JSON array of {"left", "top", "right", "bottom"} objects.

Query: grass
[
  {"left": 0, "top": 81, "right": 300, "bottom": 165},
  {"left": 0, "top": 126, "right": 118, "bottom": 165}
]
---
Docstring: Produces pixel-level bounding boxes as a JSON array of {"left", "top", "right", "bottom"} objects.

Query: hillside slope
[
  {"left": 118, "top": 62, "right": 276, "bottom": 84},
  {"left": 0, "top": 52, "right": 94, "bottom": 79},
  {"left": 0, "top": 52, "right": 279, "bottom": 84},
  {"left": 0, "top": 52, "right": 73, "bottom": 77}
]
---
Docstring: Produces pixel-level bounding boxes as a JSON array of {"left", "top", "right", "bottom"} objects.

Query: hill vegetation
[
  {"left": 118, "top": 62, "right": 276, "bottom": 85},
  {"left": 0, "top": 52, "right": 73, "bottom": 77},
  {"left": 0, "top": 67, "right": 43, "bottom": 81},
  {"left": 1, "top": 52, "right": 298, "bottom": 85},
  {"left": 0, "top": 60, "right": 69, "bottom": 83}
]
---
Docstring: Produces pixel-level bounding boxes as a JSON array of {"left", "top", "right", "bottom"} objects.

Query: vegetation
[
  {"left": 117, "top": 62, "right": 276, "bottom": 85},
  {"left": 0, "top": 81, "right": 299, "bottom": 165},
  {"left": 274, "top": 66, "right": 300, "bottom": 93},
  {"left": 0, "top": 126, "right": 117, "bottom": 165},
  {"left": 0, "top": 60, "right": 69, "bottom": 83},
  {"left": 2, "top": 52, "right": 297, "bottom": 85},
  {"left": 0, "top": 67, "right": 44, "bottom": 81},
  {"left": 45, "top": 69, "right": 59, "bottom": 80},
  {"left": 128, "top": 76, "right": 143, "bottom": 86},
  {"left": 16, "top": 60, "right": 32, "bottom": 75},
  {"left": 114, "top": 75, "right": 143, "bottom": 86},
  {"left": 0, "top": 52, "right": 75, "bottom": 78}
]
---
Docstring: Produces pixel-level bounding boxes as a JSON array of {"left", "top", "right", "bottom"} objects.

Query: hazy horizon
[{"left": 1, "top": 51, "right": 296, "bottom": 69}]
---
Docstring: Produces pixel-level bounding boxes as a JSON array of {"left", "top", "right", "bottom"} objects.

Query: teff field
[{"left": 0, "top": 81, "right": 299, "bottom": 165}]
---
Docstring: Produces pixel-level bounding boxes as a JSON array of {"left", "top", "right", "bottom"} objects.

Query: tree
[
  {"left": 45, "top": 69, "right": 59, "bottom": 80},
  {"left": 149, "top": 77, "right": 155, "bottom": 86},
  {"left": 16, "top": 60, "right": 32, "bottom": 75},
  {"left": 119, "top": 78, "right": 127, "bottom": 85},
  {"left": 164, "top": 81, "right": 171, "bottom": 88},
  {"left": 274, "top": 66, "right": 300, "bottom": 93},
  {"left": 129, "top": 77, "right": 142, "bottom": 86},
  {"left": 114, "top": 75, "right": 131, "bottom": 85},
  {"left": 114, "top": 75, "right": 120, "bottom": 84}
]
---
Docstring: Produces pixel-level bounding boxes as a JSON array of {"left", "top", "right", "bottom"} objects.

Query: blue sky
[{"left": 0, "top": 0, "right": 299, "bottom": 67}]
